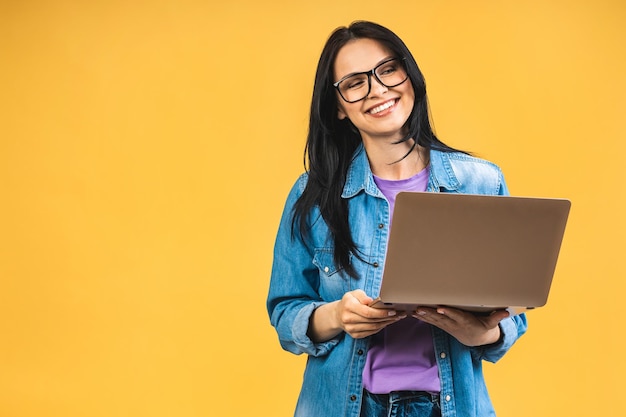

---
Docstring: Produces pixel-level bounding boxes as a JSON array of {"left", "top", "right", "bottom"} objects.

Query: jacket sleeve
[
  {"left": 474, "top": 313, "right": 528, "bottom": 363},
  {"left": 497, "top": 168, "right": 509, "bottom": 196},
  {"left": 266, "top": 176, "right": 342, "bottom": 357}
]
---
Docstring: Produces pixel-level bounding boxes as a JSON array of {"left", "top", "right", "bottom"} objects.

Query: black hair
[{"left": 293, "top": 21, "right": 463, "bottom": 278}]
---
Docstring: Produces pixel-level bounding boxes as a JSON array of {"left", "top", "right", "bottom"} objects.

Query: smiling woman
[{"left": 266, "top": 21, "right": 527, "bottom": 417}]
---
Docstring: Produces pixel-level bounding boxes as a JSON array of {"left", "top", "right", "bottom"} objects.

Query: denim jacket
[{"left": 267, "top": 146, "right": 528, "bottom": 417}]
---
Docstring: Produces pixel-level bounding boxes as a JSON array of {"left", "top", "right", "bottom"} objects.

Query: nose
[{"left": 367, "top": 73, "right": 388, "bottom": 97}]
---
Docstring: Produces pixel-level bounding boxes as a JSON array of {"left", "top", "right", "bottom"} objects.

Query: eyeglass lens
[{"left": 336, "top": 58, "right": 408, "bottom": 103}]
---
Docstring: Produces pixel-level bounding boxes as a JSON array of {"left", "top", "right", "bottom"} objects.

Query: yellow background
[{"left": 1, "top": 1, "right": 624, "bottom": 416}]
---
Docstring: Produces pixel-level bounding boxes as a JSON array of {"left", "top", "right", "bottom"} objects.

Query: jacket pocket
[{"left": 312, "top": 249, "right": 348, "bottom": 299}]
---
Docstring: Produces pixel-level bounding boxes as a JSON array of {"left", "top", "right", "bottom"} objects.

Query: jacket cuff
[
  {"left": 479, "top": 316, "right": 519, "bottom": 362},
  {"left": 292, "top": 302, "right": 341, "bottom": 356}
]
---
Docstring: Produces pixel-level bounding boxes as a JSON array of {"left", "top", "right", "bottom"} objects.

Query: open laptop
[{"left": 370, "top": 192, "right": 571, "bottom": 314}]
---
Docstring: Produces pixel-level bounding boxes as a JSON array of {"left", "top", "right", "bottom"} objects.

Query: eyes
[
  {"left": 345, "top": 77, "right": 367, "bottom": 90},
  {"left": 378, "top": 61, "right": 401, "bottom": 77},
  {"left": 339, "top": 60, "right": 403, "bottom": 92},
  {"left": 334, "top": 57, "right": 408, "bottom": 103}
]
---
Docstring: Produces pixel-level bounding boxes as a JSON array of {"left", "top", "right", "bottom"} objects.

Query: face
[{"left": 334, "top": 38, "right": 415, "bottom": 143}]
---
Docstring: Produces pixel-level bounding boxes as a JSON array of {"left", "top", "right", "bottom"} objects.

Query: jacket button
[
  {"left": 445, "top": 395, "right": 451, "bottom": 402},
  {"left": 373, "top": 262, "right": 379, "bottom": 268},
  {"left": 440, "top": 352, "right": 447, "bottom": 359},
  {"left": 350, "top": 395, "right": 358, "bottom": 401},
  {"left": 357, "top": 349, "right": 364, "bottom": 355},
  {"left": 378, "top": 223, "right": 384, "bottom": 229}
]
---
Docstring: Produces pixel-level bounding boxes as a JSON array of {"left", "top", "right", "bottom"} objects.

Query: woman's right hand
[{"left": 308, "top": 290, "right": 406, "bottom": 342}]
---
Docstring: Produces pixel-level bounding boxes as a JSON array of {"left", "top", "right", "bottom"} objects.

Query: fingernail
[
  {"left": 387, "top": 310, "right": 397, "bottom": 316},
  {"left": 416, "top": 310, "right": 427, "bottom": 316}
]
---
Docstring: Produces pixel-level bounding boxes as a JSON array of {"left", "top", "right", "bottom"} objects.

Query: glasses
[{"left": 333, "top": 57, "right": 408, "bottom": 103}]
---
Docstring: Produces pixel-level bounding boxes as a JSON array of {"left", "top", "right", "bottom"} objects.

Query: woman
[{"left": 267, "top": 21, "right": 527, "bottom": 417}]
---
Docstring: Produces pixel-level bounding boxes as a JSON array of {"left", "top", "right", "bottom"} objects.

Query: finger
[
  {"left": 414, "top": 306, "right": 447, "bottom": 319},
  {"left": 413, "top": 308, "right": 450, "bottom": 325},
  {"left": 348, "top": 314, "right": 406, "bottom": 338},
  {"left": 347, "top": 291, "right": 403, "bottom": 319},
  {"left": 339, "top": 306, "right": 404, "bottom": 327},
  {"left": 433, "top": 307, "right": 469, "bottom": 321},
  {"left": 343, "top": 311, "right": 404, "bottom": 325},
  {"left": 346, "top": 309, "right": 406, "bottom": 325},
  {"left": 350, "top": 289, "right": 373, "bottom": 305},
  {"left": 481, "top": 309, "right": 510, "bottom": 327}
]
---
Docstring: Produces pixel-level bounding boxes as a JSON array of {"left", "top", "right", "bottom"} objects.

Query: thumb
[
  {"left": 350, "top": 289, "right": 374, "bottom": 306},
  {"left": 485, "top": 309, "right": 510, "bottom": 327}
]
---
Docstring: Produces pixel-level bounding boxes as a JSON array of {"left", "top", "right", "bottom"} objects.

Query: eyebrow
[{"left": 335, "top": 56, "right": 396, "bottom": 82}]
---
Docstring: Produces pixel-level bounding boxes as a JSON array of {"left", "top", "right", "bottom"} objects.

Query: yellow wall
[{"left": 1, "top": 1, "right": 624, "bottom": 416}]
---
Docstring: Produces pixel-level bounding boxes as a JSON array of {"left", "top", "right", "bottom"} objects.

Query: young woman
[{"left": 267, "top": 21, "right": 527, "bottom": 417}]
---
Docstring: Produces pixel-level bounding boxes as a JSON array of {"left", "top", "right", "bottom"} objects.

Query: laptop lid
[{"left": 371, "top": 192, "right": 571, "bottom": 313}]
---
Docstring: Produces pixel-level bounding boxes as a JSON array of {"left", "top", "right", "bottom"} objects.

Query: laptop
[{"left": 370, "top": 192, "right": 571, "bottom": 314}]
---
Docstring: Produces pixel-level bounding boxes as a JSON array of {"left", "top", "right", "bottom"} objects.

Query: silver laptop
[{"left": 371, "top": 192, "right": 571, "bottom": 314}]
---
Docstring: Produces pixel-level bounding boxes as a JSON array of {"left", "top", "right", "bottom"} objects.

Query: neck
[{"left": 363, "top": 138, "right": 429, "bottom": 180}]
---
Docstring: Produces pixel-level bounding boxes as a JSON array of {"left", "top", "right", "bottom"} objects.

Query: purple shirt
[{"left": 362, "top": 166, "right": 441, "bottom": 394}]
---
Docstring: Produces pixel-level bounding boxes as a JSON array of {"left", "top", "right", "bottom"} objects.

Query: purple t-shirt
[{"left": 362, "top": 167, "right": 441, "bottom": 394}]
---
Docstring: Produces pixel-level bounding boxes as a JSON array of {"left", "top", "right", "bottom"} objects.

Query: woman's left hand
[{"left": 413, "top": 307, "right": 509, "bottom": 347}]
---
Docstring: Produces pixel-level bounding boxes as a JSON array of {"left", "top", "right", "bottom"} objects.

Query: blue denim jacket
[{"left": 267, "top": 146, "right": 528, "bottom": 417}]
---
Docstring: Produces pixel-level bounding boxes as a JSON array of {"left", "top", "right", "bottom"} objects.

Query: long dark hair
[{"left": 293, "top": 21, "right": 462, "bottom": 278}]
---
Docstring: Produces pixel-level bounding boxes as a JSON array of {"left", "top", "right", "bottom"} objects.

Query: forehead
[{"left": 334, "top": 38, "right": 394, "bottom": 80}]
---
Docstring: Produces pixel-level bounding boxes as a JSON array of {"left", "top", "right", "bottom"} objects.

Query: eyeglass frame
[{"left": 332, "top": 57, "right": 409, "bottom": 103}]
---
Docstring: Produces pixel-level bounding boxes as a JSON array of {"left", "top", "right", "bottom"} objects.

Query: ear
[{"left": 337, "top": 106, "right": 347, "bottom": 120}]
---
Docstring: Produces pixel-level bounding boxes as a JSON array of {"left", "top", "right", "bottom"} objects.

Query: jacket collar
[
  {"left": 427, "top": 148, "right": 462, "bottom": 192},
  {"left": 341, "top": 144, "right": 462, "bottom": 198}
]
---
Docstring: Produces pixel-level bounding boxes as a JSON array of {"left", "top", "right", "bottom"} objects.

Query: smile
[{"left": 368, "top": 99, "right": 397, "bottom": 115}]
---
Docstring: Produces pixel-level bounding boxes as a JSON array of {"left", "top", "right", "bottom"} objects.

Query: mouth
[{"left": 367, "top": 99, "right": 398, "bottom": 115}]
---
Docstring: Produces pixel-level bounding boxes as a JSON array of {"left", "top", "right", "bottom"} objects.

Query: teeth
[{"left": 370, "top": 100, "right": 395, "bottom": 114}]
